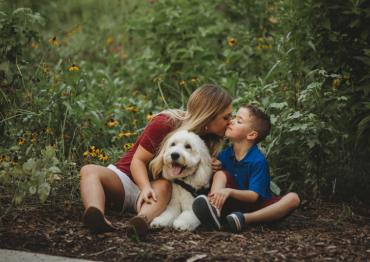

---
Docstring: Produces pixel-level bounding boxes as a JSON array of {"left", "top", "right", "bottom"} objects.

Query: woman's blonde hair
[{"left": 161, "top": 84, "right": 232, "bottom": 156}]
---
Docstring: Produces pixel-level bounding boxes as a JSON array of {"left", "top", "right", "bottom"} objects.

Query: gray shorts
[{"left": 107, "top": 164, "right": 140, "bottom": 213}]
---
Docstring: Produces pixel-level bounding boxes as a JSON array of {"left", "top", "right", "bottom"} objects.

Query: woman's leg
[
  {"left": 137, "top": 179, "right": 172, "bottom": 222},
  {"left": 243, "top": 192, "right": 300, "bottom": 224},
  {"left": 80, "top": 164, "right": 125, "bottom": 232},
  {"left": 128, "top": 179, "right": 172, "bottom": 236}
]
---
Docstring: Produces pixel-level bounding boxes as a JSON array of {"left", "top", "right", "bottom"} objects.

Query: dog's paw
[
  {"left": 150, "top": 216, "right": 171, "bottom": 228},
  {"left": 173, "top": 218, "right": 198, "bottom": 231}
]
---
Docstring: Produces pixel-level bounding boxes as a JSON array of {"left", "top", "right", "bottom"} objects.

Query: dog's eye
[
  {"left": 170, "top": 142, "right": 176, "bottom": 147},
  {"left": 185, "top": 144, "right": 192, "bottom": 149}
]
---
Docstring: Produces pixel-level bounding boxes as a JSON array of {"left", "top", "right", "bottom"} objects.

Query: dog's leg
[
  {"left": 150, "top": 197, "right": 180, "bottom": 228},
  {"left": 173, "top": 210, "right": 200, "bottom": 231}
]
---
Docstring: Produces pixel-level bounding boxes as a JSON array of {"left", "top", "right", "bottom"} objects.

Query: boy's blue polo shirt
[{"left": 218, "top": 144, "right": 272, "bottom": 200}]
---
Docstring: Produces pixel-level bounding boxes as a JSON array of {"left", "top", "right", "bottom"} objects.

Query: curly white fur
[{"left": 150, "top": 130, "right": 212, "bottom": 231}]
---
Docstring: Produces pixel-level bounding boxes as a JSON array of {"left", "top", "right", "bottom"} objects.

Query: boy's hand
[
  {"left": 209, "top": 188, "right": 231, "bottom": 210},
  {"left": 211, "top": 158, "right": 222, "bottom": 173},
  {"left": 137, "top": 186, "right": 157, "bottom": 209}
]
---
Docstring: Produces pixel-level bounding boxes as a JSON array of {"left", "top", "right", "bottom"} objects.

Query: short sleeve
[
  {"left": 139, "top": 115, "right": 174, "bottom": 154},
  {"left": 248, "top": 160, "right": 271, "bottom": 199},
  {"left": 217, "top": 146, "right": 231, "bottom": 168}
]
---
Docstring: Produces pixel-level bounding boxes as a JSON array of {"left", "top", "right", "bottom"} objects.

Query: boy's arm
[{"left": 228, "top": 188, "right": 259, "bottom": 203}]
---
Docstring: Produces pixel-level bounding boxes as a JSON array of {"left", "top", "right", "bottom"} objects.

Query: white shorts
[{"left": 107, "top": 164, "right": 140, "bottom": 213}]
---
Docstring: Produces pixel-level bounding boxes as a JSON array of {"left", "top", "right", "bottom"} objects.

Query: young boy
[{"left": 192, "top": 105, "right": 300, "bottom": 233}]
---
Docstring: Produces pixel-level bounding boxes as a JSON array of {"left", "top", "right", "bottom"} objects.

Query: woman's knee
[{"left": 152, "top": 179, "right": 172, "bottom": 196}]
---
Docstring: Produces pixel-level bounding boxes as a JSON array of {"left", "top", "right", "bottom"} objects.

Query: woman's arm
[{"left": 130, "top": 145, "right": 157, "bottom": 205}]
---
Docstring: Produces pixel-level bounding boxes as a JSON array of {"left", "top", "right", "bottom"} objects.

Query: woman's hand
[
  {"left": 137, "top": 186, "right": 157, "bottom": 209},
  {"left": 211, "top": 158, "right": 222, "bottom": 173},
  {"left": 208, "top": 188, "right": 231, "bottom": 210}
]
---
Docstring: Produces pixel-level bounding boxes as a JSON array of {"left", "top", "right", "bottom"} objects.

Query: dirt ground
[{"left": 0, "top": 200, "right": 369, "bottom": 261}]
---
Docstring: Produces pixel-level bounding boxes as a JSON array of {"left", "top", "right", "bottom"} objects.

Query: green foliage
[
  {"left": 0, "top": 146, "right": 61, "bottom": 205},
  {"left": 0, "top": 0, "right": 369, "bottom": 208}
]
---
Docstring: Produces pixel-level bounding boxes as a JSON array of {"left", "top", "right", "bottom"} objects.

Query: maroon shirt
[{"left": 115, "top": 114, "right": 176, "bottom": 180}]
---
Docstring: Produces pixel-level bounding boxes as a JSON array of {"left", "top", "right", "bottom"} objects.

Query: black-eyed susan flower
[
  {"left": 125, "top": 106, "right": 139, "bottom": 113},
  {"left": 68, "top": 64, "right": 80, "bottom": 72},
  {"left": 123, "top": 143, "right": 134, "bottom": 151},
  {"left": 99, "top": 153, "right": 109, "bottom": 161},
  {"left": 0, "top": 155, "right": 10, "bottom": 162},
  {"left": 107, "top": 118, "right": 119, "bottom": 128},
  {"left": 179, "top": 80, "right": 186, "bottom": 86},
  {"left": 48, "top": 36, "right": 60, "bottom": 46},
  {"left": 88, "top": 146, "right": 98, "bottom": 157},
  {"left": 146, "top": 112, "right": 154, "bottom": 121},
  {"left": 227, "top": 37, "right": 237, "bottom": 47},
  {"left": 17, "top": 137, "right": 26, "bottom": 145}
]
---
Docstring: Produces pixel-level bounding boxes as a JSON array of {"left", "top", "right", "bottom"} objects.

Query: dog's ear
[{"left": 149, "top": 140, "right": 167, "bottom": 179}]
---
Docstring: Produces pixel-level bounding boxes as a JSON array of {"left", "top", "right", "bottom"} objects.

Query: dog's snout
[{"left": 171, "top": 152, "right": 180, "bottom": 160}]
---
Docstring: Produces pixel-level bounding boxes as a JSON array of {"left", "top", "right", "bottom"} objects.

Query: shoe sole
[
  {"left": 226, "top": 213, "right": 243, "bottom": 233},
  {"left": 127, "top": 216, "right": 149, "bottom": 237},
  {"left": 192, "top": 195, "right": 221, "bottom": 230},
  {"left": 83, "top": 207, "right": 116, "bottom": 233}
]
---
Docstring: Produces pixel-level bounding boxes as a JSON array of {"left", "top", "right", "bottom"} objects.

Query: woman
[{"left": 80, "top": 84, "right": 232, "bottom": 235}]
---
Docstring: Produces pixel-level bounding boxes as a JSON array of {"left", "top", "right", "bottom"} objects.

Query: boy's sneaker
[
  {"left": 226, "top": 212, "right": 246, "bottom": 233},
  {"left": 192, "top": 195, "right": 221, "bottom": 230}
]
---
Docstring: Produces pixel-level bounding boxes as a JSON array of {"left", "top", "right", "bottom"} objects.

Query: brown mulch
[{"left": 0, "top": 201, "right": 369, "bottom": 261}]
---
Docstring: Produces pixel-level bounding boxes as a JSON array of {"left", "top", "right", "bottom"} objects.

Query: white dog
[{"left": 149, "top": 130, "right": 212, "bottom": 231}]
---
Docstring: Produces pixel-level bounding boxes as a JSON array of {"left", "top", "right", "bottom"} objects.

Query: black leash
[{"left": 173, "top": 179, "right": 209, "bottom": 198}]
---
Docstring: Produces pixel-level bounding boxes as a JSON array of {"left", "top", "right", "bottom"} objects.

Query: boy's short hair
[{"left": 242, "top": 105, "right": 271, "bottom": 143}]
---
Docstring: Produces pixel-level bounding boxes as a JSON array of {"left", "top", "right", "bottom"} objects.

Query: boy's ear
[{"left": 246, "top": 130, "right": 258, "bottom": 141}]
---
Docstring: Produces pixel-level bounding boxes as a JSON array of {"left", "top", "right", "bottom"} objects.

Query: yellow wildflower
[
  {"left": 191, "top": 77, "right": 199, "bottom": 85},
  {"left": 48, "top": 36, "right": 60, "bottom": 46},
  {"left": 118, "top": 131, "right": 136, "bottom": 138},
  {"left": 45, "top": 127, "right": 53, "bottom": 134},
  {"left": 17, "top": 137, "right": 26, "bottom": 145},
  {"left": 31, "top": 42, "right": 38, "bottom": 49},
  {"left": 227, "top": 37, "right": 237, "bottom": 47},
  {"left": 0, "top": 155, "right": 10, "bottom": 162},
  {"left": 332, "top": 78, "right": 341, "bottom": 89},
  {"left": 146, "top": 112, "right": 154, "bottom": 121},
  {"left": 30, "top": 137, "right": 37, "bottom": 144},
  {"left": 123, "top": 143, "right": 134, "bottom": 151},
  {"left": 125, "top": 106, "right": 139, "bottom": 113},
  {"left": 83, "top": 151, "right": 89, "bottom": 158},
  {"left": 179, "top": 80, "right": 186, "bottom": 86},
  {"left": 99, "top": 153, "right": 109, "bottom": 161},
  {"left": 107, "top": 119, "right": 119, "bottom": 128},
  {"left": 68, "top": 64, "right": 80, "bottom": 72},
  {"left": 106, "top": 36, "right": 114, "bottom": 45}
]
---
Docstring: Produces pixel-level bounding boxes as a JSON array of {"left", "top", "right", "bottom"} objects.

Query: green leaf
[
  {"left": 270, "top": 181, "right": 281, "bottom": 196},
  {"left": 22, "top": 158, "right": 36, "bottom": 173},
  {"left": 38, "top": 182, "right": 51, "bottom": 203}
]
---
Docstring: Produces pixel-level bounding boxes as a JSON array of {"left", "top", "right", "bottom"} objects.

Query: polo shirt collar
[{"left": 228, "top": 144, "right": 258, "bottom": 164}]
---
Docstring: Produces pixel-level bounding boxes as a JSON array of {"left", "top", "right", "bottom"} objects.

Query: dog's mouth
[{"left": 170, "top": 162, "right": 187, "bottom": 176}]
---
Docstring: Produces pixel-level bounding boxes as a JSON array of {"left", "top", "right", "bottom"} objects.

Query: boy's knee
[{"left": 287, "top": 192, "right": 300, "bottom": 209}]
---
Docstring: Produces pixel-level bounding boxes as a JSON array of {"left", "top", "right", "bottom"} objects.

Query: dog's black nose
[{"left": 171, "top": 152, "right": 180, "bottom": 160}]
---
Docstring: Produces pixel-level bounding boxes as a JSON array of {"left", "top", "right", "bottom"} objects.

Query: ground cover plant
[{"left": 1, "top": 0, "right": 369, "bottom": 260}]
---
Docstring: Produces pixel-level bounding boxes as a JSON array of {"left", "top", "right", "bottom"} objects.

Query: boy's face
[{"left": 225, "top": 107, "right": 257, "bottom": 142}]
